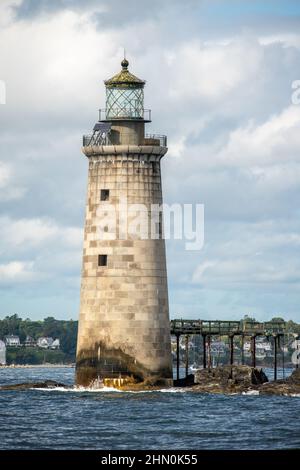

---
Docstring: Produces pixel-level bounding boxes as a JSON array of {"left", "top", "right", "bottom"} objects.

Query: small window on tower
[
  {"left": 151, "top": 162, "right": 158, "bottom": 174},
  {"left": 100, "top": 189, "right": 110, "bottom": 201},
  {"left": 98, "top": 254, "right": 108, "bottom": 267}
]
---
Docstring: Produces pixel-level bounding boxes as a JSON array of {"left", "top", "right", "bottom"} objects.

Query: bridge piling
[
  {"left": 176, "top": 334, "right": 180, "bottom": 380},
  {"left": 274, "top": 335, "right": 278, "bottom": 381},
  {"left": 241, "top": 335, "right": 245, "bottom": 365},
  {"left": 185, "top": 335, "right": 189, "bottom": 378},
  {"left": 202, "top": 334, "right": 207, "bottom": 369},
  {"left": 230, "top": 335, "right": 234, "bottom": 366},
  {"left": 251, "top": 335, "right": 256, "bottom": 368},
  {"left": 207, "top": 335, "right": 211, "bottom": 369}
]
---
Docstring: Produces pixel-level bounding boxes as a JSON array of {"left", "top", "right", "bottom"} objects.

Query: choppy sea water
[{"left": 0, "top": 366, "right": 299, "bottom": 450}]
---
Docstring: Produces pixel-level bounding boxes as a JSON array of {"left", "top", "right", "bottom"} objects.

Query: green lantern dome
[{"left": 105, "top": 59, "right": 145, "bottom": 88}]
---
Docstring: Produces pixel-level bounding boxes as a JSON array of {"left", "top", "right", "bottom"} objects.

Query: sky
[{"left": 0, "top": 0, "right": 300, "bottom": 322}]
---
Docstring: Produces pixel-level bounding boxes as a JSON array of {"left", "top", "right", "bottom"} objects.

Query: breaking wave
[{"left": 31, "top": 385, "right": 186, "bottom": 394}]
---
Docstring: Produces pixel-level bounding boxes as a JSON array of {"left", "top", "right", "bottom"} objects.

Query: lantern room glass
[{"left": 105, "top": 87, "right": 144, "bottom": 119}]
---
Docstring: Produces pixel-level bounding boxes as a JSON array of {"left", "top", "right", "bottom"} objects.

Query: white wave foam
[
  {"left": 28, "top": 387, "right": 300, "bottom": 397},
  {"left": 31, "top": 386, "right": 186, "bottom": 394},
  {"left": 31, "top": 386, "right": 119, "bottom": 393},
  {"left": 242, "top": 390, "right": 260, "bottom": 396}
]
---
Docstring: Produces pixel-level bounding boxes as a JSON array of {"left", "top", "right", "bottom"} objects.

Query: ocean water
[{"left": 0, "top": 366, "right": 299, "bottom": 450}]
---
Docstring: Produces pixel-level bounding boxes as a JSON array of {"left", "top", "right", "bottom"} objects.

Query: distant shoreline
[{"left": 0, "top": 364, "right": 75, "bottom": 369}]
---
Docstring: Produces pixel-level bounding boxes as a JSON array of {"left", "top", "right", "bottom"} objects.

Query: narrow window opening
[
  {"left": 159, "top": 212, "right": 163, "bottom": 238},
  {"left": 98, "top": 254, "right": 108, "bottom": 267},
  {"left": 151, "top": 162, "right": 158, "bottom": 174},
  {"left": 100, "top": 189, "right": 110, "bottom": 201}
]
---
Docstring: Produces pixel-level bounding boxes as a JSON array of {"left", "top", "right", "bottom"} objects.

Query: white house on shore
[
  {"left": 37, "top": 337, "right": 60, "bottom": 350},
  {"left": 50, "top": 339, "right": 60, "bottom": 350},
  {"left": 24, "top": 336, "right": 36, "bottom": 348},
  {"left": 5, "top": 335, "right": 20, "bottom": 347},
  {"left": 37, "top": 337, "right": 54, "bottom": 349},
  {"left": 0, "top": 340, "right": 6, "bottom": 365}
]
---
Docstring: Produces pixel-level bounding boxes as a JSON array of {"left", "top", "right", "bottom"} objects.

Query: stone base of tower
[{"left": 75, "top": 344, "right": 173, "bottom": 389}]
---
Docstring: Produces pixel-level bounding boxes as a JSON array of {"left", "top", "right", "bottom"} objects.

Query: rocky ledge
[
  {"left": 0, "top": 380, "right": 65, "bottom": 391},
  {"left": 191, "top": 365, "right": 300, "bottom": 396},
  {"left": 259, "top": 368, "right": 300, "bottom": 396},
  {"left": 1, "top": 367, "right": 299, "bottom": 395}
]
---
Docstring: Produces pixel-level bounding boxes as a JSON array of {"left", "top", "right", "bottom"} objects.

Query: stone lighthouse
[{"left": 76, "top": 58, "right": 173, "bottom": 388}]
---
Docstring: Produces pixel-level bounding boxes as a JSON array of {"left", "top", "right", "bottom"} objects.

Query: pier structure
[{"left": 170, "top": 319, "right": 287, "bottom": 381}]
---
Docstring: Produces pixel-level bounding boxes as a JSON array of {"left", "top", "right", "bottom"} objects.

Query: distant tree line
[
  {"left": 6, "top": 348, "right": 68, "bottom": 365},
  {"left": 0, "top": 314, "right": 299, "bottom": 366},
  {"left": 0, "top": 315, "right": 78, "bottom": 364},
  {"left": 243, "top": 315, "right": 300, "bottom": 334}
]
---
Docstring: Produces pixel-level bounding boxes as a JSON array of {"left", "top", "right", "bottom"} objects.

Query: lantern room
[{"left": 104, "top": 59, "right": 147, "bottom": 120}]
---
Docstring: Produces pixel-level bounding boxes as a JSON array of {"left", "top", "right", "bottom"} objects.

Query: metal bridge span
[{"left": 170, "top": 319, "right": 289, "bottom": 382}]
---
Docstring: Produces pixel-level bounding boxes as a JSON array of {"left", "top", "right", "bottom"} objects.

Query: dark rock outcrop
[
  {"left": 259, "top": 368, "right": 300, "bottom": 396},
  {"left": 0, "top": 380, "right": 65, "bottom": 391},
  {"left": 193, "top": 365, "right": 268, "bottom": 394},
  {"left": 287, "top": 368, "right": 300, "bottom": 384},
  {"left": 174, "top": 374, "right": 195, "bottom": 387},
  {"left": 191, "top": 366, "right": 300, "bottom": 396}
]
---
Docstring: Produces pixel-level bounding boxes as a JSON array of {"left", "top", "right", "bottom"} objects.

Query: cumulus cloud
[
  {"left": 168, "top": 37, "right": 264, "bottom": 102},
  {"left": 0, "top": 217, "right": 55, "bottom": 247},
  {"left": 0, "top": 216, "right": 82, "bottom": 256},
  {"left": 0, "top": 8, "right": 117, "bottom": 132},
  {"left": 0, "top": 261, "right": 36, "bottom": 283},
  {"left": 0, "top": 162, "right": 10, "bottom": 188},
  {"left": 193, "top": 256, "right": 300, "bottom": 285},
  {"left": 0, "top": 215, "right": 82, "bottom": 299},
  {"left": 217, "top": 106, "right": 300, "bottom": 167},
  {"left": 0, "top": 162, "right": 26, "bottom": 201},
  {"left": 0, "top": 216, "right": 82, "bottom": 250},
  {"left": 12, "top": 0, "right": 199, "bottom": 27}
]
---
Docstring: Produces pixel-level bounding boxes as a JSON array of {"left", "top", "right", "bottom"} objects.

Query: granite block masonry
[{"left": 76, "top": 59, "right": 173, "bottom": 388}]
